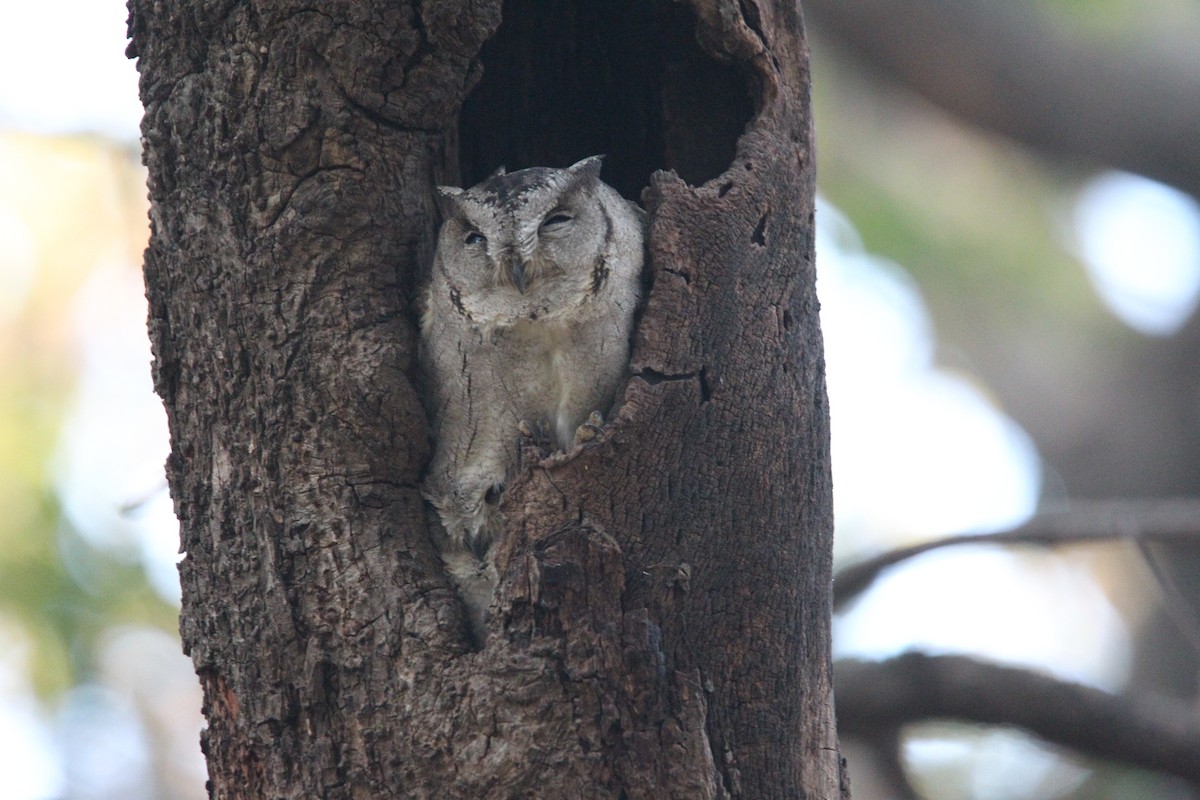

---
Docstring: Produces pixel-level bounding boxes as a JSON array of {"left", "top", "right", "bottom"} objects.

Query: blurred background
[{"left": 1, "top": 1, "right": 1198, "bottom": 798}]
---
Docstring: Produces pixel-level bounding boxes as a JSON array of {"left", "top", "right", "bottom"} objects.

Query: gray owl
[{"left": 420, "top": 156, "right": 644, "bottom": 634}]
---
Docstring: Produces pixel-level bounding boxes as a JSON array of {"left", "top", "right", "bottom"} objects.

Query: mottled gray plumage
[{"left": 420, "top": 156, "right": 644, "bottom": 634}]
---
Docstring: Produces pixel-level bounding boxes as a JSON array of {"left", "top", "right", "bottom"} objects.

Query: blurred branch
[
  {"left": 803, "top": 0, "right": 1200, "bottom": 198},
  {"left": 835, "top": 652, "right": 1200, "bottom": 784},
  {"left": 834, "top": 498, "right": 1200, "bottom": 609},
  {"left": 1134, "top": 537, "right": 1200, "bottom": 660}
]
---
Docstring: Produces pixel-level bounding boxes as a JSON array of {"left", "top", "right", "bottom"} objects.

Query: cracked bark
[{"left": 129, "top": 0, "right": 840, "bottom": 796}]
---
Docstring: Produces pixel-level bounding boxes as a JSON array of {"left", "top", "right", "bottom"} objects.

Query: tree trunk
[{"left": 128, "top": 0, "right": 842, "bottom": 797}]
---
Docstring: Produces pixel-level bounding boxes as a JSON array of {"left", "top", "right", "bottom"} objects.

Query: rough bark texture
[{"left": 128, "top": 0, "right": 839, "bottom": 797}]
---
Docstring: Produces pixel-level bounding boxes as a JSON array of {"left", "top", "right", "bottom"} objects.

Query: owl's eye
[
  {"left": 463, "top": 231, "right": 486, "bottom": 246},
  {"left": 541, "top": 213, "right": 573, "bottom": 229}
]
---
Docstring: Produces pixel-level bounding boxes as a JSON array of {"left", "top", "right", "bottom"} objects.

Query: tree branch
[
  {"left": 834, "top": 499, "right": 1200, "bottom": 609},
  {"left": 835, "top": 653, "right": 1200, "bottom": 784},
  {"left": 803, "top": 0, "right": 1200, "bottom": 198}
]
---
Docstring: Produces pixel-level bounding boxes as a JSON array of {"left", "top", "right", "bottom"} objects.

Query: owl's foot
[
  {"left": 573, "top": 410, "right": 605, "bottom": 445},
  {"left": 519, "top": 416, "right": 556, "bottom": 448},
  {"left": 518, "top": 416, "right": 556, "bottom": 463},
  {"left": 518, "top": 416, "right": 554, "bottom": 443}
]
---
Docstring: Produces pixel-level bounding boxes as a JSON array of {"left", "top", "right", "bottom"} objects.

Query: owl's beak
[{"left": 509, "top": 257, "right": 527, "bottom": 294}]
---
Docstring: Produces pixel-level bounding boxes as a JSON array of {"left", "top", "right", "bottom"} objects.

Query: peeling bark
[{"left": 129, "top": 0, "right": 841, "bottom": 796}]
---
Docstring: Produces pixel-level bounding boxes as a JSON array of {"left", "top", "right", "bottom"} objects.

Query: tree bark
[{"left": 129, "top": 0, "right": 840, "bottom": 797}]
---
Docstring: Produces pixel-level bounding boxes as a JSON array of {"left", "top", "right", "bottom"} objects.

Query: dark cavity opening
[{"left": 458, "top": 0, "right": 757, "bottom": 200}]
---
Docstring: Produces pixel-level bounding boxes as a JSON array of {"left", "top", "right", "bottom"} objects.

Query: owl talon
[
  {"left": 519, "top": 417, "right": 554, "bottom": 443},
  {"left": 573, "top": 410, "right": 605, "bottom": 445},
  {"left": 518, "top": 417, "right": 556, "bottom": 466}
]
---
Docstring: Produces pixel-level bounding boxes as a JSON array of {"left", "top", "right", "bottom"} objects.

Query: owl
[{"left": 420, "top": 155, "right": 644, "bottom": 635}]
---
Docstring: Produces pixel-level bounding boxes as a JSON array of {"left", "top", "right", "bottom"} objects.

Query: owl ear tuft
[
  {"left": 567, "top": 155, "right": 604, "bottom": 182},
  {"left": 434, "top": 185, "right": 465, "bottom": 218},
  {"left": 486, "top": 165, "right": 507, "bottom": 179}
]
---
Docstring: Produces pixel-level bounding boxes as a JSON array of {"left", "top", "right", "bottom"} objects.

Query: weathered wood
[{"left": 129, "top": 0, "right": 842, "bottom": 796}]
